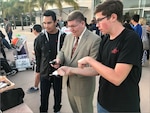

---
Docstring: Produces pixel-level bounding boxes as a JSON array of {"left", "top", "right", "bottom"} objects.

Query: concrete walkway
[{"left": 1, "top": 26, "right": 150, "bottom": 113}]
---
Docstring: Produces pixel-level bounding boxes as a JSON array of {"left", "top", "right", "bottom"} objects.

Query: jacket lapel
[
  {"left": 69, "top": 36, "right": 75, "bottom": 59},
  {"left": 70, "top": 30, "right": 89, "bottom": 61}
]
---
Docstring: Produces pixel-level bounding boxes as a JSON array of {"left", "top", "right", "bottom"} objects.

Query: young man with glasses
[
  {"left": 53, "top": 10, "right": 101, "bottom": 113},
  {"left": 56, "top": 0, "right": 143, "bottom": 113}
]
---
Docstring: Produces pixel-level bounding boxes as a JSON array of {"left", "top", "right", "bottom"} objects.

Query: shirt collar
[{"left": 76, "top": 27, "right": 87, "bottom": 42}]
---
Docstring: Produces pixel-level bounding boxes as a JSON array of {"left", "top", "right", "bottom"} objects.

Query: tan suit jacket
[{"left": 57, "top": 29, "right": 101, "bottom": 96}]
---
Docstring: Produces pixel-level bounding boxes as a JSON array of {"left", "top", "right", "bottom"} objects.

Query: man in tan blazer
[{"left": 54, "top": 10, "right": 101, "bottom": 113}]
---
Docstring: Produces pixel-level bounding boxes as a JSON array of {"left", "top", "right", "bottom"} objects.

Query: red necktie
[{"left": 71, "top": 37, "right": 79, "bottom": 58}]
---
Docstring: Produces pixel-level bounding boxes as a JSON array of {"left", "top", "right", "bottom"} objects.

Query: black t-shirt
[
  {"left": 48, "top": 32, "right": 59, "bottom": 60},
  {"left": 97, "top": 28, "right": 143, "bottom": 112}
]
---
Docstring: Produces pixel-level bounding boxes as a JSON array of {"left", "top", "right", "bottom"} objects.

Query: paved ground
[{"left": 1, "top": 26, "right": 150, "bottom": 113}]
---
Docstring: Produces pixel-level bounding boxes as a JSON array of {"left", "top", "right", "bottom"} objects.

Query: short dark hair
[
  {"left": 43, "top": 10, "right": 57, "bottom": 22},
  {"left": 94, "top": 0, "right": 123, "bottom": 22},
  {"left": 63, "top": 21, "right": 67, "bottom": 26},
  {"left": 67, "top": 10, "right": 85, "bottom": 22},
  {"left": 33, "top": 24, "right": 42, "bottom": 32},
  {"left": 132, "top": 14, "right": 140, "bottom": 23},
  {"left": 4, "top": 18, "right": 8, "bottom": 21}
]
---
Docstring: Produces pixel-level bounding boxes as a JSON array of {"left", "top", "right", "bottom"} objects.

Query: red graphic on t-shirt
[{"left": 111, "top": 48, "right": 119, "bottom": 54}]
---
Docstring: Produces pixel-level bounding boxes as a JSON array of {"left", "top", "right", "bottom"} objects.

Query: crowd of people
[{"left": 1, "top": 0, "right": 150, "bottom": 113}]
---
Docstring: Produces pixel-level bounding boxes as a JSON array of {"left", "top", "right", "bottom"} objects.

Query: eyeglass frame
[
  {"left": 96, "top": 16, "right": 108, "bottom": 24},
  {"left": 67, "top": 22, "right": 82, "bottom": 29}
]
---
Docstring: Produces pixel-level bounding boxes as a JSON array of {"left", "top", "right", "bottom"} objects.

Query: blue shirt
[{"left": 131, "top": 24, "right": 142, "bottom": 39}]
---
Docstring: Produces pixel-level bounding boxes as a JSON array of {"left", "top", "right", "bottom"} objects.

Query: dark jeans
[
  {"left": 7, "top": 32, "right": 13, "bottom": 43},
  {"left": 0, "top": 58, "right": 12, "bottom": 73},
  {"left": 146, "top": 50, "right": 149, "bottom": 60},
  {"left": 0, "top": 46, "right": 6, "bottom": 59},
  {"left": 2, "top": 38, "right": 11, "bottom": 49},
  {"left": 97, "top": 102, "right": 109, "bottom": 113},
  {"left": 40, "top": 75, "right": 62, "bottom": 113}
]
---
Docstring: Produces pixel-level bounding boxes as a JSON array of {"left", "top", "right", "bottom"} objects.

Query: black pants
[
  {"left": 146, "top": 50, "right": 149, "bottom": 60},
  {"left": 7, "top": 32, "right": 13, "bottom": 43},
  {"left": 0, "top": 58, "right": 12, "bottom": 73},
  {"left": 0, "top": 46, "right": 6, "bottom": 59},
  {"left": 2, "top": 38, "right": 11, "bottom": 49},
  {"left": 40, "top": 75, "right": 62, "bottom": 113}
]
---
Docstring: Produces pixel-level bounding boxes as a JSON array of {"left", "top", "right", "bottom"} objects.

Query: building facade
[
  {"left": 59, "top": 0, "right": 150, "bottom": 24},
  {"left": 122, "top": 0, "right": 150, "bottom": 24},
  {"left": 35, "top": 0, "right": 150, "bottom": 24}
]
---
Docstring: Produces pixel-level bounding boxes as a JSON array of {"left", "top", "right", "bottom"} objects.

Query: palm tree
[
  {"left": 1, "top": 0, "right": 17, "bottom": 29},
  {"left": 49, "top": 0, "right": 79, "bottom": 17},
  {"left": 2, "top": 0, "right": 25, "bottom": 30},
  {"left": 24, "top": 0, "right": 37, "bottom": 25},
  {"left": 1, "top": 0, "right": 9, "bottom": 18},
  {"left": 36, "top": 0, "right": 79, "bottom": 16},
  {"left": 1, "top": 0, "right": 79, "bottom": 28},
  {"left": 0, "top": 0, "right": 3, "bottom": 18},
  {"left": 13, "top": 0, "right": 25, "bottom": 30}
]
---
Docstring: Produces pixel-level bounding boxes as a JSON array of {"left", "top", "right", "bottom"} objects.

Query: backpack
[{"left": 0, "top": 88, "right": 25, "bottom": 111}]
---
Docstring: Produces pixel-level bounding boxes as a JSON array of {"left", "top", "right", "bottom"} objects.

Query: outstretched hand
[
  {"left": 57, "top": 66, "right": 72, "bottom": 76},
  {"left": 78, "top": 56, "right": 90, "bottom": 68}
]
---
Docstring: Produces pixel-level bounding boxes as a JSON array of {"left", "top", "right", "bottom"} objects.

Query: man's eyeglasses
[
  {"left": 68, "top": 23, "right": 80, "bottom": 28},
  {"left": 96, "top": 16, "right": 108, "bottom": 24}
]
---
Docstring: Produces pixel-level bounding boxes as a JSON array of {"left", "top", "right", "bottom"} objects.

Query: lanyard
[{"left": 43, "top": 29, "right": 61, "bottom": 53}]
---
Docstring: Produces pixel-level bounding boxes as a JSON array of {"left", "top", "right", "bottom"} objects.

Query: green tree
[
  {"left": 1, "top": 0, "right": 79, "bottom": 28},
  {"left": 36, "top": 0, "right": 79, "bottom": 16},
  {"left": 13, "top": 0, "right": 25, "bottom": 30},
  {"left": 1, "top": 0, "right": 18, "bottom": 29},
  {"left": 24, "top": 0, "right": 37, "bottom": 25}
]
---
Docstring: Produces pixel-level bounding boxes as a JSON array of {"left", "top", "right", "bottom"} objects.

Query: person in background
[
  {"left": 0, "top": 58, "right": 17, "bottom": 76},
  {"left": 35, "top": 10, "right": 66, "bottom": 113},
  {"left": 84, "top": 17, "right": 89, "bottom": 29},
  {"left": 139, "top": 17, "right": 149, "bottom": 66},
  {"left": 57, "top": 17, "right": 64, "bottom": 29},
  {"left": 27, "top": 24, "right": 42, "bottom": 93},
  {"left": 53, "top": 10, "right": 101, "bottom": 113},
  {"left": 0, "top": 31, "right": 6, "bottom": 59},
  {"left": 3, "top": 18, "right": 13, "bottom": 43},
  {"left": 147, "top": 25, "right": 150, "bottom": 54},
  {"left": 30, "top": 23, "right": 34, "bottom": 32},
  {"left": 56, "top": 0, "right": 143, "bottom": 112},
  {"left": 123, "top": 16, "right": 134, "bottom": 30},
  {"left": 130, "top": 14, "right": 142, "bottom": 38},
  {"left": 147, "top": 25, "right": 150, "bottom": 32},
  {"left": 0, "top": 30, "right": 12, "bottom": 50},
  {"left": 89, "top": 17, "right": 100, "bottom": 35},
  {"left": 60, "top": 21, "right": 71, "bottom": 35}
]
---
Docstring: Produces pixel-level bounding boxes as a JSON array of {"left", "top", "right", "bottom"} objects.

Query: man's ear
[{"left": 110, "top": 13, "right": 118, "bottom": 22}]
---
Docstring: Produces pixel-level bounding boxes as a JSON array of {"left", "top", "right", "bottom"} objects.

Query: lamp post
[
  {"left": 21, "top": 13, "right": 24, "bottom": 30},
  {"left": 0, "top": 1, "right": 2, "bottom": 18},
  {"left": 25, "top": 16, "right": 28, "bottom": 26},
  {"left": 0, "top": 11, "right": 2, "bottom": 18},
  {"left": 39, "top": 11, "right": 42, "bottom": 24},
  {"left": 19, "top": 0, "right": 24, "bottom": 30}
]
